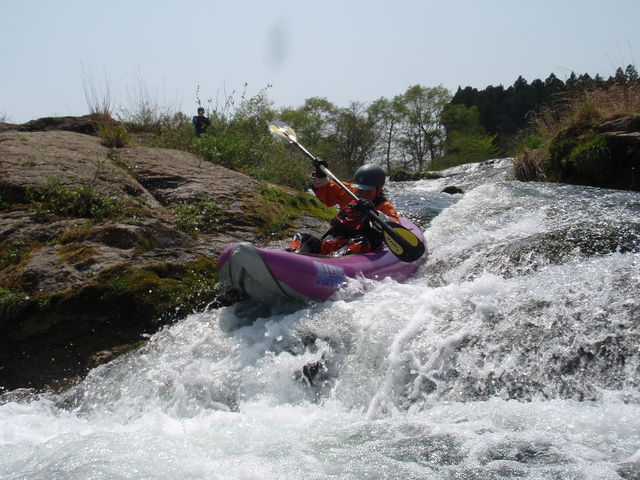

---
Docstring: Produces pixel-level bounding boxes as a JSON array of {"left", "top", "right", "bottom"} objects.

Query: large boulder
[
  {"left": 544, "top": 114, "right": 640, "bottom": 190},
  {"left": 16, "top": 114, "right": 108, "bottom": 135},
  {"left": 0, "top": 127, "right": 327, "bottom": 391}
]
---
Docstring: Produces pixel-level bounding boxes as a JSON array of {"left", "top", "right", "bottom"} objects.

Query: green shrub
[
  {"left": 0, "top": 238, "right": 30, "bottom": 269},
  {"left": 98, "top": 123, "right": 132, "bottom": 148},
  {"left": 28, "top": 178, "right": 122, "bottom": 220},
  {"left": 151, "top": 123, "right": 196, "bottom": 151},
  {"left": 0, "top": 287, "right": 30, "bottom": 324},
  {"left": 432, "top": 132, "right": 498, "bottom": 170},
  {"left": 569, "top": 136, "right": 611, "bottom": 179},
  {"left": 173, "top": 198, "right": 229, "bottom": 237},
  {"left": 252, "top": 151, "right": 311, "bottom": 191},
  {"left": 514, "top": 134, "right": 544, "bottom": 151},
  {"left": 193, "top": 125, "right": 311, "bottom": 189}
]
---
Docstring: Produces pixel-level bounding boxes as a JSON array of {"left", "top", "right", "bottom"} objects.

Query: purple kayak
[{"left": 217, "top": 218, "right": 426, "bottom": 302}]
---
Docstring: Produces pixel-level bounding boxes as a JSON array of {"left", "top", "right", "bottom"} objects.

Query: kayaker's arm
[
  {"left": 313, "top": 177, "right": 401, "bottom": 223},
  {"left": 312, "top": 176, "right": 353, "bottom": 209},
  {"left": 375, "top": 199, "right": 400, "bottom": 223}
]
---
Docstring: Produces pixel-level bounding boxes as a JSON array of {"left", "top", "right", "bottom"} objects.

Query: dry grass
[
  {"left": 531, "top": 83, "right": 640, "bottom": 138},
  {"left": 583, "top": 83, "right": 640, "bottom": 117},
  {"left": 512, "top": 148, "right": 546, "bottom": 181},
  {"left": 82, "top": 66, "right": 114, "bottom": 117}
]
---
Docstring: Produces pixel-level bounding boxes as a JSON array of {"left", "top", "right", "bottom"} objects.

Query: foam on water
[{"left": 2, "top": 169, "right": 640, "bottom": 479}]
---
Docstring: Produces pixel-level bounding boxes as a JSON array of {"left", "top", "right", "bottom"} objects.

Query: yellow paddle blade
[
  {"left": 382, "top": 223, "right": 425, "bottom": 262},
  {"left": 390, "top": 225, "right": 421, "bottom": 246},
  {"left": 268, "top": 121, "right": 297, "bottom": 142},
  {"left": 384, "top": 233, "right": 404, "bottom": 256}
]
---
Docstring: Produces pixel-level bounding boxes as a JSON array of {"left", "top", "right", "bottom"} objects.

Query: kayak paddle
[{"left": 268, "top": 120, "right": 425, "bottom": 263}]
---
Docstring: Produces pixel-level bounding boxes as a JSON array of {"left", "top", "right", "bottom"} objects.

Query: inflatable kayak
[{"left": 217, "top": 218, "right": 426, "bottom": 302}]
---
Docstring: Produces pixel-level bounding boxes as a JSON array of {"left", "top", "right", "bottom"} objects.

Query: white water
[{"left": 2, "top": 161, "right": 640, "bottom": 479}]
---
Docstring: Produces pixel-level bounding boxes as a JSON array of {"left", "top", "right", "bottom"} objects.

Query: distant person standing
[{"left": 192, "top": 107, "right": 210, "bottom": 136}]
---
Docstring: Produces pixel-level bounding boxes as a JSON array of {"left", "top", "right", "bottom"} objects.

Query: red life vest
[{"left": 320, "top": 204, "right": 382, "bottom": 256}]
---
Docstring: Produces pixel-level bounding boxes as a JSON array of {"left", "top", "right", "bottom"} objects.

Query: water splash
[{"left": 2, "top": 163, "right": 640, "bottom": 479}]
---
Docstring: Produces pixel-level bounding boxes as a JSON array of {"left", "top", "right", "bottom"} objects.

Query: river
[{"left": 1, "top": 159, "right": 639, "bottom": 479}]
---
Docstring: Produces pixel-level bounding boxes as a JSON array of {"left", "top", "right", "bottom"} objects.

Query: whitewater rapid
[{"left": 1, "top": 160, "right": 639, "bottom": 479}]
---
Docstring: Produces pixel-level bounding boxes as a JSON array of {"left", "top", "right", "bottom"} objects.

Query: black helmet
[{"left": 353, "top": 164, "right": 386, "bottom": 190}]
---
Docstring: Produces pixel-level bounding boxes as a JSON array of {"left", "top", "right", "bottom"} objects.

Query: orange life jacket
[
  {"left": 312, "top": 180, "right": 401, "bottom": 223},
  {"left": 319, "top": 203, "right": 382, "bottom": 256}
]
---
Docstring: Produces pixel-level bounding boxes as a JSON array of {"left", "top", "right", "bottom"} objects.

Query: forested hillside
[{"left": 448, "top": 64, "right": 640, "bottom": 154}]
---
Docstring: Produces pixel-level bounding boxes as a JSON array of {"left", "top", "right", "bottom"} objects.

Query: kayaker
[{"left": 290, "top": 161, "right": 400, "bottom": 256}]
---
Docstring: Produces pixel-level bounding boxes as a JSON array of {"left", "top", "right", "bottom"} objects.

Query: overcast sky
[{"left": 2, "top": 0, "right": 638, "bottom": 123}]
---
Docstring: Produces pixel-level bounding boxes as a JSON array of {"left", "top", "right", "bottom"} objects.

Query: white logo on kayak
[{"left": 314, "top": 262, "right": 346, "bottom": 287}]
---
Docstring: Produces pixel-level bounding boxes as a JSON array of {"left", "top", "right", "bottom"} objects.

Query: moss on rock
[
  {"left": 0, "top": 255, "right": 223, "bottom": 391},
  {"left": 172, "top": 198, "right": 230, "bottom": 237},
  {"left": 570, "top": 136, "right": 611, "bottom": 180},
  {"left": 56, "top": 243, "right": 97, "bottom": 269},
  {"left": 243, "top": 184, "right": 335, "bottom": 238},
  {"left": 542, "top": 118, "right": 639, "bottom": 189},
  {"left": 64, "top": 255, "right": 222, "bottom": 324}
]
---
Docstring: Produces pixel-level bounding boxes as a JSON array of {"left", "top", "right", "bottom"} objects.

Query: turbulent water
[{"left": 2, "top": 159, "right": 640, "bottom": 479}]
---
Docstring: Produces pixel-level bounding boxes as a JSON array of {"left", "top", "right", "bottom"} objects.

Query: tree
[
  {"left": 441, "top": 104, "right": 484, "bottom": 136},
  {"left": 397, "top": 85, "right": 451, "bottom": 171},
  {"left": 625, "top": 64, "right": 639, "bottom": 85},
  {"left": 544, "top": 73, "right": 564, "bottom": 91},
  {"left": 368, "top": 95, "right": 405, "bottom": 174},
  {"left": 438, "top": 104, "right": 497, "bottom": 167},
  {"left": 331, "top": 102, "right": 379, "bottom": 177},
  {"left": 613, "top": 67, "right": 627, "bottom": 85},
  {"left": 513, "top": 75, "right": 528, "bottom": 90},
  {"left": 440, "top": 132, "right": 498, "bottom": 168},
  {"left": 279, "top": 97, "right": 337, "bottom": 160},
  {"left": 566, "top": 72, "right": 579, "bottom": 90}
]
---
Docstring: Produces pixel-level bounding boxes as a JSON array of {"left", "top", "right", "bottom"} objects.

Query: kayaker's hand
[
  {"left": 355, "top": 198, "right": 374, "bottom": 212},
  {"left": 313, "top": 158, "right": 328, "bottom": 178}
]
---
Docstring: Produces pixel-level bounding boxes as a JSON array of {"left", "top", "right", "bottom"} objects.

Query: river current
[{"left": 1, "top": 159, "right": 639, "bottom": 479}]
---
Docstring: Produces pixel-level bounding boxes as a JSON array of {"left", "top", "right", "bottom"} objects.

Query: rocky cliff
[
  {"left": 515, "top": 114, "right": 640, "bottom": 189},
  {"left": 0, "top": 122, "right": 328, "bottom": 391}
]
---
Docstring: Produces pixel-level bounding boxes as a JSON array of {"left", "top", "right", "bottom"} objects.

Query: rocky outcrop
[
  {"left": 0, "top": 127, "right": 327, "bottom": 391},
  {"left": 1, "top": 114, "right": 110, "bottom": 136},
  {"left": 596, "top": 116, "right": 640, "bottom": 189},
  {"left": 521, "top": 114, "right": 640, "bottom": 190}
]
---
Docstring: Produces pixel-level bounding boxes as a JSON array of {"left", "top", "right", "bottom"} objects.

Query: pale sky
[{"left": 1, "top": 0, "right": 638, "bottom": 123}]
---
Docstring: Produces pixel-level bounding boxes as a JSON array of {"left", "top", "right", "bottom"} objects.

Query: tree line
[
  {"left": 151, "top": 65, "right": 639, "bottom": 189},
  {"left": 278, "top": 65, "right": 639, "bottom": 177},
  {"left": 449, "top": 64, "right": 640, "bottom": 153}
]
